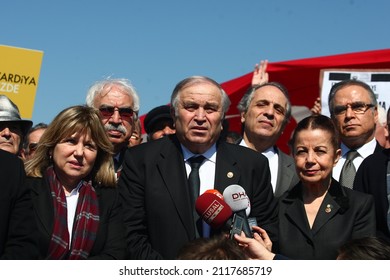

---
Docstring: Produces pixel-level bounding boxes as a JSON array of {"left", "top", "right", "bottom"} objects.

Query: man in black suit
[
  {"left": 0, "top": 149, "right": 39, "bottom": 259},
  {"left": 119, "top": 76, "right": 277, "bottom": 259}
]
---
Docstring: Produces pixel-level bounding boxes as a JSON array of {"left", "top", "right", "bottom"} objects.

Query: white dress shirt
[
  {"left": 239, "top": 139, "right": 278, "bottom": 193},
  {"left": 182, "top": 143, "right": 217, "bottom": 195},
  {"left": 65, "top": 182, "right": 83, "bottom": 242},
  {"left": 182, "top": 143, "right": 217, "bottom": 237},
  {"left": 332, "top": 137, "right": 377, "bottom": 181}
]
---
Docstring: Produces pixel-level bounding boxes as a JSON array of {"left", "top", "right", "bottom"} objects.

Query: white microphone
[{"left": 223, "top": 184, "right": 253, "bottom": 238}]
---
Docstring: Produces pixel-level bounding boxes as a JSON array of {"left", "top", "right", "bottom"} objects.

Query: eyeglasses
[
  {"left": 99, "top": 106, "right": 134, "bottom": 122},
  {"left": 333, "top": 102, "right": 375, "bottom": 116}
]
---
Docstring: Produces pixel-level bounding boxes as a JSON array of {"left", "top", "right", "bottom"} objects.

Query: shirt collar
[
  {"left": 262, "top": 146, "right": 277, "bottom": 159},
  {"left": 65, "top": 181, "right": 84, "bottom": 197},
  {"left": 340, "top": 137, "right": 377, "bottom": 158},
  {"left": 239, "top": 139, "right": 249, "bottom": 148},
  {"left": 181, "top": 143, "right": 217, "bottom": 164}
]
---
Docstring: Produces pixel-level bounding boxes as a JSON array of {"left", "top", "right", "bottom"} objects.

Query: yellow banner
[{"left": 0, "top": 45, "right": 44, "bottom": 119}]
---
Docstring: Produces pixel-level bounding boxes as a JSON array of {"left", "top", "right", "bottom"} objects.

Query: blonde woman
[{"left": 25, "top": 105, "right": 124, "bottom": 259}]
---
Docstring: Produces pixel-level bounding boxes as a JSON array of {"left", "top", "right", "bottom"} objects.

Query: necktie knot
[
  {"left": 188, "top": 155, "right": 205, "bottom": 169},
  {"left": 346, "top": 150, "right": 359, "bottom": 161}
]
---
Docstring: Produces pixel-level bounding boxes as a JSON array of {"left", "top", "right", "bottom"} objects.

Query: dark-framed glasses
[
  {"left": 99, "top": 106, "right": 134, "bottom": 122},
  {"left": 333, "top": 102, "right": 375, "bottom": 116}
]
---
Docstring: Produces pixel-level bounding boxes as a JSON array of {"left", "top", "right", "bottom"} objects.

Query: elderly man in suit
[{"left": 119, "top": 76, "right": 277, "bottom": 259}]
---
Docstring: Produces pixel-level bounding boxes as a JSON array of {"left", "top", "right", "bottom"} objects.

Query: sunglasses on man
[{"left": 98, "top": 106, "right": 134, "bottom": 122}]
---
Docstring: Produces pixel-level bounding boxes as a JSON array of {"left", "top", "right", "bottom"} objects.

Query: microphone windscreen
[
  {"left": 204, "top": 189, "right": 224, "bottom": 200},
  {"left": 195, "top": 192, "right": 232, "bottom": 229},
  {"left": 223, "top": 184, "right": 249, "bottom": 212}
]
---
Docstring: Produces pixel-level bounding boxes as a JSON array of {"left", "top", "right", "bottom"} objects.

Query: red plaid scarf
[{"left": 46, "top": 166, "right": 100, "bottom": 259}]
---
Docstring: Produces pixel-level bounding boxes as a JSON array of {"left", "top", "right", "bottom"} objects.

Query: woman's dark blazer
[
  {"left": 275, "top": 179, "right": 376, "bottom": 260},
  {"left": 27, "top": 176, "right": 125, "bottom": 259}
]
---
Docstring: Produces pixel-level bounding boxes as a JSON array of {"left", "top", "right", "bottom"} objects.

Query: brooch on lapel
[{"left": 325, "top": 204, "right": 333, "bottom": 213}]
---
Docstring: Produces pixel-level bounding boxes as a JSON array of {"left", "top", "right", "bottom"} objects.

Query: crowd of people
[{"left": 1, "top": 60, "right": 390, "bottom": 260}]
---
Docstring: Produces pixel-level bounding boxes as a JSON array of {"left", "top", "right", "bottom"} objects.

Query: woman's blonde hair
[{"left": 25, "top": 105, "right": 116, "bottom": 187}]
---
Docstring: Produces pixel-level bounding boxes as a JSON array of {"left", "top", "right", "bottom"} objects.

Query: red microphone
[
  {"left": 204, "top": 189, "right": 224, "bottom": 200},
  {"left": 195, "top": 191, "right": 233, "bottom": 229}
]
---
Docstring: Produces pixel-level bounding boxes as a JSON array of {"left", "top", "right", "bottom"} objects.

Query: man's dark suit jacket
[
  {"left": 354, "top": 148, "right": 390, "bottom": 241},
  {"left": 27, "top": 177, "right": 125, "bottom": 259},
  {"left": 274, "top": 147, "right": 299, "bottom": 197},
  {"left": 119, "top": 135, "right": 277, "bottom": 259},
  {"left": 0, "top": 150, "right": 39, "bottom": 259},
  {"left": 275, "top": 179, "right": 376, "bottom": 259}
]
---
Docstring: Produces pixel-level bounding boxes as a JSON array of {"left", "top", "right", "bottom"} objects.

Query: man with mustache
[
  {"left": 86, "top": 78, "right": 140, "bottom": 178},
  {"left": 118, "top": 76, "right": 277, "bottom": 259},
  {"left": 0, "top": 95, "right": 32, "bottom": 156},
  {"left": 237, "top": 82, "right": 299, "bottom": 197}
]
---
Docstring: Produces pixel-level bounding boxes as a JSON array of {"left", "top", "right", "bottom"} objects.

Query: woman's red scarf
[{"left": 45, "top": 166, "right": 100, "bottom": 259}]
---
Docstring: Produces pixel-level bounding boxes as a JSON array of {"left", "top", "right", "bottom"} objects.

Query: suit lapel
[
  {"left": 311, "top": 180, "right": 346, "bottom": 235},
  {"left": 311, "top": 195, "right": 340, "bottom": 235},
  {"left": 156, "top": 137, "right": 195, "bottom": 238},
  {"left": 275, "top": 150, "right": 295, "bottom": 197},
  {"left": 283, "top": 185, "right": 312, "bottom": 240},
  {"left": 214, "top": 143, "right": 241, "bottom": 194},
  {"left": 30, "top": 178, "right": 54, "bottom": 237}
]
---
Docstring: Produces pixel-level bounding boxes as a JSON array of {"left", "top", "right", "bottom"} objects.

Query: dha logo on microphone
[
  {"left": 203, "top": 200, "right": 224, "bottom": 223},
  {"left": 231, "top": 192, "right": 247, "bottom": 201}
]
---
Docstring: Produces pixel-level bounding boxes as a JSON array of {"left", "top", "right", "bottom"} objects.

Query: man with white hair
[{"left": 86, "top": 78, "right": 140, "bottom": 176}]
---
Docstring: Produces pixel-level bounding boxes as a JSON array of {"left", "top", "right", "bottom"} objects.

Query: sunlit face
[
  {"left": 241, "top": 85, "right": 288, "bottom": 142},
  {"left": 174, "top": 82, "right": 224, "bottom": 154},
  {"left": 52, "top": 131, "right": 98, "bottom": 190},
  {"left": 0, "top": 122, "right": 22, "bottom": 155},
  {"left": 93, "top": 85, "right": 134, "bottom": 153},
  {"left": 293, "top": 128, "right": 341, "bottom": 187},
  {"left": 332, "top": 85, "right": 377, "bottom": 148}
]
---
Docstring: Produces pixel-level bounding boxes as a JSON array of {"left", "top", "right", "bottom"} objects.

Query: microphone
[
  {"left": 204, "top": 189, "right": 224, "bottom": 200},
  {"left": 223, "top": 184, "right": 253, "bottom": 238},
  {"left": 195, "top": 191, "right": 233, "bottom": 229}
]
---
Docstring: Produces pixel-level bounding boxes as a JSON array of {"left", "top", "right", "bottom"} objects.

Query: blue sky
[{"left": 2, "top": 0, "right": 390, "bottom": 125}]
